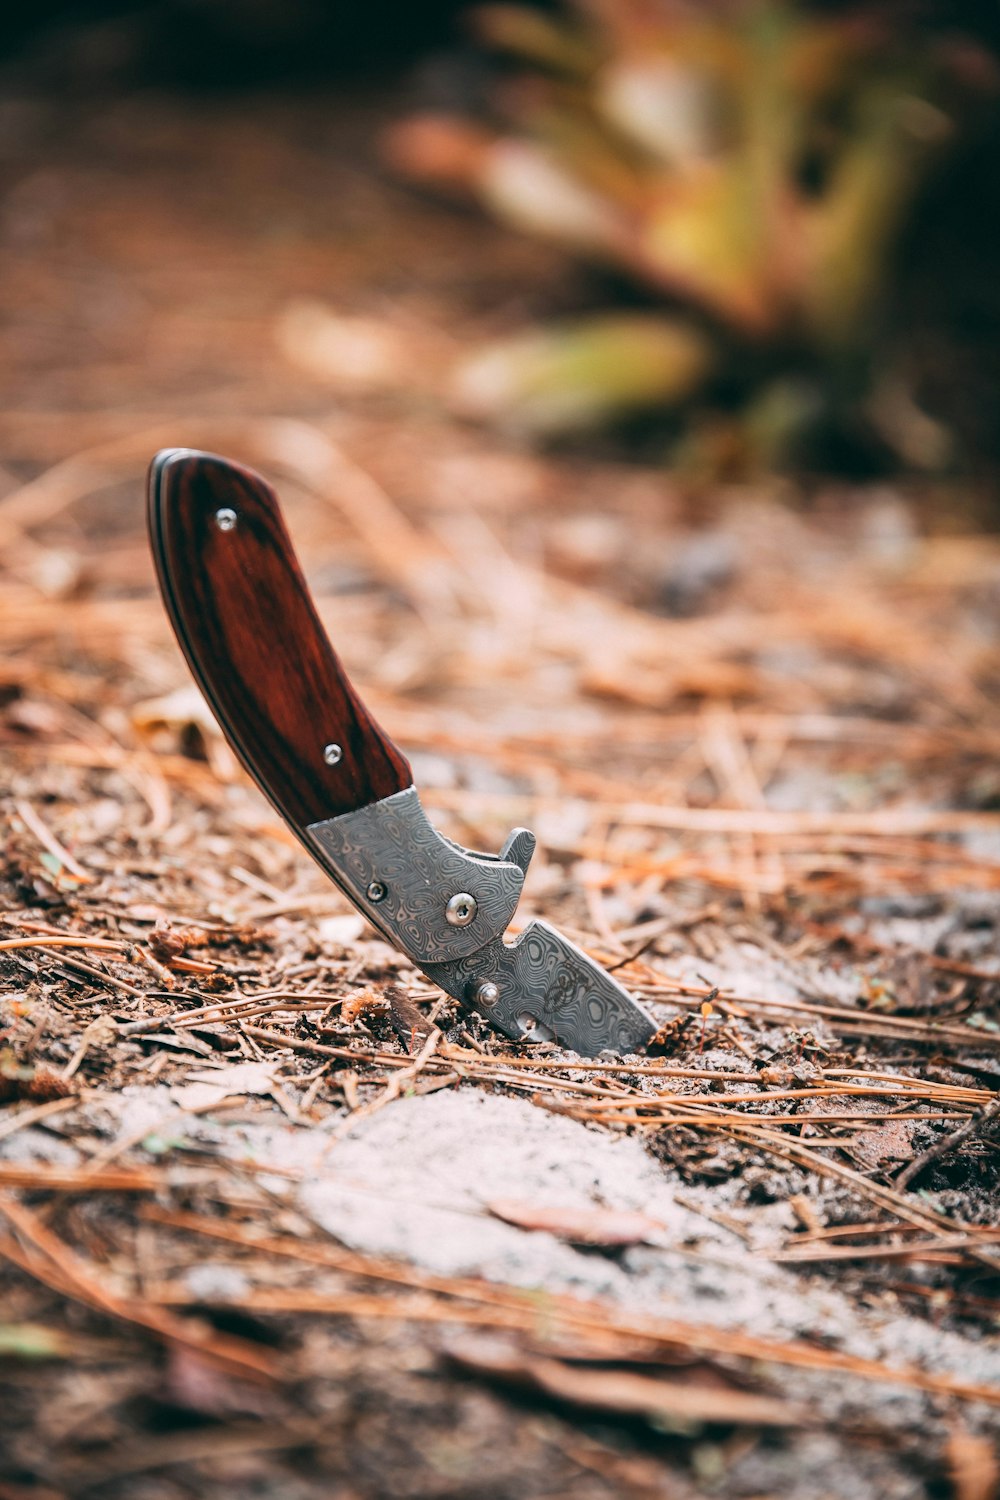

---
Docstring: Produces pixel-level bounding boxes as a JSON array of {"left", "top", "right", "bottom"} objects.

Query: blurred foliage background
[
  {"left": 3, "top": 0, "right": 1000, "bottom": 491},
  {"left": 384, "top": 1, "right": 1000, "bottom": 479}
]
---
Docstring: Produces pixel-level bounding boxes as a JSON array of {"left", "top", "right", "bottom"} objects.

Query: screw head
[
  {"left": 366, "top": 880, "right": 387, "bottom": 903},
  {"left": 323, "top": 743, "right": 343, "bottom": 766},
  {"left": 446, "top": 892, "right": 478, "bottom": 927},
  {"left": 215, "top": 508, "right": 238, "bottom": 532},
  {"left": 471, "top": 979, "right": 499, "bottom": 1008}
]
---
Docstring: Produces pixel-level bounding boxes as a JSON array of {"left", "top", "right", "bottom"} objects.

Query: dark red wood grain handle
[{"left": 147, "top": 448, "right": 413, "bottom": 827}]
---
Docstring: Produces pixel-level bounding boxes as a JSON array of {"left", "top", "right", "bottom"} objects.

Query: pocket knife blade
[{"left": 148, "top": 448, "right": 655, "bottom": 1057}]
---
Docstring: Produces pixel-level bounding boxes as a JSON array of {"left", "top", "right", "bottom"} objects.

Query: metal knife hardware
[{"left": 147, "top": 448, "right": 655, "bottom": 1056}]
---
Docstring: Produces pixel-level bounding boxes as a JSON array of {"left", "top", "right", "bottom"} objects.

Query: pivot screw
[
  {"left": 446, "top": 892, "right": 478, "bottom": 927},
  {"left": 215, "top": 508, "right": 238, "bottom": 531},
  {"left": 471, "top": 979, "right": 499, "bottom": 1008},
  {"left": 366, "top": 880, "right": 387, "bottom": 903},
  {"left": 323, "top": 743, "right": 343, "bottom": 766}
]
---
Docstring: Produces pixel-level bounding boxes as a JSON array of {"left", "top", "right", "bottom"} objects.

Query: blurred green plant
[{"left": 384, "top": 1, "right": 994, "bottom": 473}]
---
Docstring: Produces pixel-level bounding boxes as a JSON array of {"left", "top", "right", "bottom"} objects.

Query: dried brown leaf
[
  {"left": 180, "top": 1061, "right": 280, "bottom": 1109},
  {"left": 165, "top": 1346, "right": 281, "bottom": 1419},
  {"left": 387, "top": 988, "right": 434, "bottom": 1053},
  {"left": 447, "top": 1338, "right": 806, "bottom": 1430},
  {"left": 487, "top": 1198, "right": 668, "bottom": 1246},
  {"left": 849, "top": 1118, "right": 915, "bottom": 1170},
  {"left": 0, "top": 1049, "right": 73, "bottom": 1103}
]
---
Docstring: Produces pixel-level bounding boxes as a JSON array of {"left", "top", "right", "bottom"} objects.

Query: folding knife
[{"left": 147, "top": 449, "right": 655, "bottom": 1056}]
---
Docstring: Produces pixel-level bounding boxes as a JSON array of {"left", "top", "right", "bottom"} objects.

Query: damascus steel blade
[
  {"left": 306, "top": 787, "right": 654, "bottom": 1055},
  {"left": 424, "top": 919, "right": 656, "bottom": 1056}
]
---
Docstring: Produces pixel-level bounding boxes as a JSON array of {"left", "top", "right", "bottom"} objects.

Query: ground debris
[
  {"left": 0, "top": 1049, "right": 73, "bottom": 1103},
  {"left": 445, "top": 1336, "right": 809, "bottom": 1431},
  {"left": 0, "top": 75, "right": 998, "bottom": 1500}
]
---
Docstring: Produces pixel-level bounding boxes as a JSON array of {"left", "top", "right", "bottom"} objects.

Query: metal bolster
[{"left": 305, "top": 786, "right": 535, "bottom": 963}]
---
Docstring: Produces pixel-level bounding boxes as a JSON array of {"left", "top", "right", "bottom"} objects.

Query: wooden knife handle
[{"left": 147, "top": 448, "right": 412, "bottom": 826}]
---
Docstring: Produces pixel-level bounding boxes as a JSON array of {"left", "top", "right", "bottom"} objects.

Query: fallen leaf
[
  {"left": 165, "top": 1345, "right": 279, "bottom": 1418},
  {"left": 849, "top": 1118, "right": 915, "bottom": 1169},
  {"left": 487, "top": 1198, "right": 668, "bottom": 1247},
  {"left": 387, "top": 988, "right": 434, "bottom": 1053},
  {"left": 131, "top": 683, "right": 240, "bottom": 781},
  {"left": 447, "top": 1338, "right": 806, "bottom": 1431},
  {"left": 80, "top": 1014, "right": 118, "bottom": 1050},
  {"left": 0, "top": 1048, "right": 73, "bottom": 1102},
  {"left": 176, "top": 1060, "right": 281, "bottom": 1111}
]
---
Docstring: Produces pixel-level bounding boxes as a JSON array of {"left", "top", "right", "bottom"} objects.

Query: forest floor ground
[{"left": 0, "top": 79, "right": 998, "bottom": 1500}]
